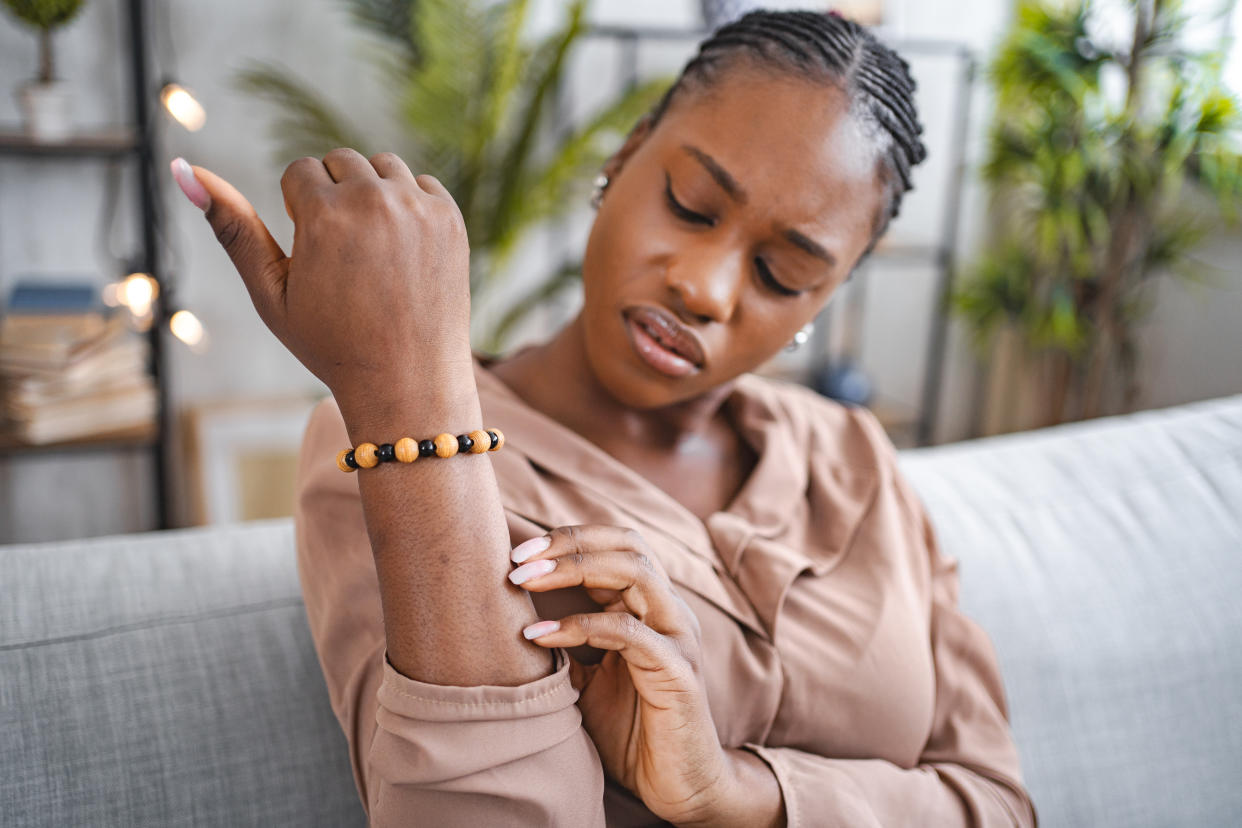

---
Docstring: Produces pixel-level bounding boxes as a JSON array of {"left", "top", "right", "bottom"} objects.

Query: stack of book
[{"left": 0, "top": 280, "right": 156, "bottom": 445}]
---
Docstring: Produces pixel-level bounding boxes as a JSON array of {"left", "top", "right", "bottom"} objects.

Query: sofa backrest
[
  {"left": 899, "top": 394, "right": 1242, "bottom": 828},
  {"left": 0, "top": 520, "right": 363, "bottom": 827},
  {"left": 2, "top": 395, "right": 1240, "bottom": 827}
]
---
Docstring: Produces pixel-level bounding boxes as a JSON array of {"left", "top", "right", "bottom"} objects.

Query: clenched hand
[{"left": 171, "top": 149, "right": 474, "bottom": 413}]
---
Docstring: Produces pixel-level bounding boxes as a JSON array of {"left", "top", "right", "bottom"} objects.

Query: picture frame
[{"left": 182, "top": 394, "right": 323, "bottom": 525}]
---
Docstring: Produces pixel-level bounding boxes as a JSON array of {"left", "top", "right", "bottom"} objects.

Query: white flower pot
[{"left": 17, "top": 80, "right": 74, "bottom": 143}]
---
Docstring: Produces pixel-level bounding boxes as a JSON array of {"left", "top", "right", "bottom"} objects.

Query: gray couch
[{"left": 4, "top": 395, "right": 1241, "bottom": 827}]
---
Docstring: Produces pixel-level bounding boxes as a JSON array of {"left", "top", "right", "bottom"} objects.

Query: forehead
[{"left": 648, "top": 69, "right": 884, "bottom": 242}]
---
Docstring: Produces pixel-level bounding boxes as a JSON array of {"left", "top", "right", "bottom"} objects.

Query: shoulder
[
  {"left": 300, "top": 395, "right": 351, "bottom": 468},
  {"left": 737, "top": 371, "right": 897, "bottom": 473},
  {"left": 295, "top": 396, "right": 355, "bottom": 504}
]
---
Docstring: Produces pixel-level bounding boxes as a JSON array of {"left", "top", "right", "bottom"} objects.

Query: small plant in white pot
[{"left": 2, "top": 0, "right": 86, "bottom": 142}]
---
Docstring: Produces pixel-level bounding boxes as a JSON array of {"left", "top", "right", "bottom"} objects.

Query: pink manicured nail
[
  {"left": 511, "top": 535, "right": 551, "bottom": 563},
  {"left": 523, "top": 620, "right": 560, "bottom": 640},
  {"left": 509, "top": 558, "right": 556, "bottom": 585},
  {"left": 171, "top": 157, "right": 210, "bottom": 211}
]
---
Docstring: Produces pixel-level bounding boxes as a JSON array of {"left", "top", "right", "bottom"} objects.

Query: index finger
[
  {"left": 512, "top": 525, "right": 664, "bottom": 573},
  {"left": 510, "top": 545, "right": 689, "bottom": 637}
]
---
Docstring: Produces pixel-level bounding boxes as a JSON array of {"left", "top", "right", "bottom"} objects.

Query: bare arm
[
  {"left": 178, "top": 149, "right": 549, "bottom": 687},
  {"left": 338, "top": 374, "right": 551, "bottom": 685}
]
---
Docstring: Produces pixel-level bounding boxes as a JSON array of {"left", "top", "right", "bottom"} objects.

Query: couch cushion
[
  {"left": 0, "top": 519, "right": 362, "bottom": 828},
  {"left": 898, "top": 394, "right": 1242, "bottom": 828}
]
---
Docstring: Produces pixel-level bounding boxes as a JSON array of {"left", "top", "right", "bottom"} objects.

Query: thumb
[{"left": 171, "top": 157, "right": 289, "bottom": 327}]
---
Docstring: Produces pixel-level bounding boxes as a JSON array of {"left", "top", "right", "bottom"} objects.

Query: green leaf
[
  {"left": 1, "top": 0, "right": 83, "bottom": 29},
  {"left": 233, "top": 62, "right": 370, "bottom": 161},
  {"left": 342, "top": 0, "right": 418, "bottom": 64},
  {"left": 488, "top": 76, "right": 670, "bottom": 268},
  {"left": 487, "top": 0, "right": 588, "bottom": 250}
]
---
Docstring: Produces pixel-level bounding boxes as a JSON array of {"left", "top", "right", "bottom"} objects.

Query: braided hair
[{"left": 643, "top": 9, "right": 928, "bottom": 249}]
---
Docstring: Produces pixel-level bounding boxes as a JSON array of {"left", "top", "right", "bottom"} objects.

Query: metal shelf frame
[{"left": 0, "top": 0, "right": 172, "bottom": 529}]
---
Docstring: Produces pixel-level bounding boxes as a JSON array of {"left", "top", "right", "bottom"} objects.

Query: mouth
[{"left": 622, "top": 305, "right": 706, "bottom": 376}]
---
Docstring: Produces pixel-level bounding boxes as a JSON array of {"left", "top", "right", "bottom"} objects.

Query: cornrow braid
[{"left": 644, "top": 9, "right": 928, "bottom": 245}]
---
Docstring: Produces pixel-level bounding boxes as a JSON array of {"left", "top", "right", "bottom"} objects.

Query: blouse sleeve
[
  {"left": 293, "top": 398, "right": 606, "bottom": 827},
  {"left": 740, "top": 412, "right": 1038, "bottom": 827}
]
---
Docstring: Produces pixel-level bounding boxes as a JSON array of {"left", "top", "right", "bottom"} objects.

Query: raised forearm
[{"left": 338, "top": 355, "right": 551, "bottom": 687}]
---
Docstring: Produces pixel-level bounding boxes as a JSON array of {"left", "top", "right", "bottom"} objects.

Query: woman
[{"left": 173, "top": 10, "right": 1036, "bottom": 826}]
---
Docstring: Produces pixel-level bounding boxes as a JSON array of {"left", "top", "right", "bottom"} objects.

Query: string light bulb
[
  {"left": 114, "top": 272, "right": 159, "bottom": 318},
  {"left": 169, "top": 309, "right": 208, "bottom": 351},
  {"left": 160, "top": 82, "right": 206, "bottom": 132}
]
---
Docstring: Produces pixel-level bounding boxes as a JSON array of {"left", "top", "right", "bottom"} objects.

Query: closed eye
[
  {"left": 664, "top": 172, "right": 714, "bottom": 226},
  {"left": 663, "top": 171, "right": 804, "bottom": 298},
  {"left": 755, "top": 257, "right": 802, "bottom": 297}
]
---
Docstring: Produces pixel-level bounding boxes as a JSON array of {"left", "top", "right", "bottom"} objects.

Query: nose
[{"left": 665, "top": 244, "right": 746, "bottom": 325}]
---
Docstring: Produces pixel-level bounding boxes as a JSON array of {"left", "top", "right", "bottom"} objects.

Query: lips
[{"left": 622, "top": 305, "right": 706, "bottom": 369}]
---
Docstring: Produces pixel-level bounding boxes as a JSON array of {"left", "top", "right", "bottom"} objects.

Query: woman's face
[{"left": 580, "top": 67, "right": 886, "bottom": 410}]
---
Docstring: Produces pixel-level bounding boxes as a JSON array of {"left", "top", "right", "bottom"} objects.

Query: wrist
[
  {"left": 335, "top": 359, "right": 482, "bottom": 446},
  {"left": 678, "top": 748, "right": 785, "bottom": 828}
]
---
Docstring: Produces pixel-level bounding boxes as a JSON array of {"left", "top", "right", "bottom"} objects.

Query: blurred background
[{"left": 1, "top": 0, "right": 1239, "bottom": 543}]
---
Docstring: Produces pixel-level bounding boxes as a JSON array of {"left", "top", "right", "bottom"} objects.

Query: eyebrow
[
  {"left": 680, "top": 143, "right": 838, "bottom": 269},
  {"left": 784, "top": 229, "right": 837, "bottom": 268},
  {"left": 681, "top": 144, "right": 747, "bottom": 204}
]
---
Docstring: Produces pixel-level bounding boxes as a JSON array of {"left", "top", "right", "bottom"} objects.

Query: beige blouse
[{"left": 293, "top": 351, "right": 1038, "bottom": 826}]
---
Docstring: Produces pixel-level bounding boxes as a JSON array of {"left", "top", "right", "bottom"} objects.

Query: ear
[{"left": 601, "top": 113, "right": 656, "bottom": 181}]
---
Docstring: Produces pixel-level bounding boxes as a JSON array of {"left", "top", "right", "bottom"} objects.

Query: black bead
[
  {"left": 418, "top": 439, "right": 437, "bottom": 458},
  {"left": 377, "top": 443, "right": 396, "bottom": 462},
  {"left": 344, "top": 450, "right": 359, "bottom": 469},
  {"left": 457, "top": 434, "right": 473, "bottom": 453},
  {"left": 487, "top": 430, "right": 499, "bottom": 450}
]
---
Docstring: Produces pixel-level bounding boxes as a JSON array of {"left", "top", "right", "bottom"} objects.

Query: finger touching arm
[{"left": 294, "top": 396, "right": 607, "bottom": 826}]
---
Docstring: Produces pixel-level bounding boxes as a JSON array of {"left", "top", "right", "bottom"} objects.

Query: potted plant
[
  {"left": 955, "top": 0, "right": 1242, "bottom": 434},
  {"left": 2, "top": 0, "right": 86, "bottom": 141}
]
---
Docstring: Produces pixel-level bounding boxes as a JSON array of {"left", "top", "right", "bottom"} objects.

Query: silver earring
[
  {"left": 590, "top": 173, "right": 609, "bottom": 209},
  {"left": 785, "top": 321, "right": 815, "bottom": 352}
]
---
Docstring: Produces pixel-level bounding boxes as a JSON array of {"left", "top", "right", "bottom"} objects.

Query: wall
[{"left": 1, "top": 0, "right": 1238, "bottom": 541}]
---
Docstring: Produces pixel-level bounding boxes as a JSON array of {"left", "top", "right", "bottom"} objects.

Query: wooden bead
[
  {"left": 468, "top": 429, "right": 490, "bottom": 454},
  {"left": 489, "top": 428, "right": 505, "bottom": 451},
  {"left": 336, "top": 449, "right": 357, "bottom": 473},
  {"left": 354, "top": 442, "right": 379, "bottom": 468},
  {"left": 433, "top": 432, "right": 459, "bottom": 458},
  {"left": 394, "top": 437, "right": 419, "bottom": 463}
]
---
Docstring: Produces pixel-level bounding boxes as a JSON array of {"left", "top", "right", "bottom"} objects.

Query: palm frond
[
  {"left": 486, "top": 0, "right": 588, "bottom": 247},
  {"left": 489, "top": 76, "right": 670, "bottom": 266},
  {"left": 233, "top": 61, "right": 369, "bottom": 161},
  {"left": 342, "top": 0, "right": 417, "bottom": 63}
]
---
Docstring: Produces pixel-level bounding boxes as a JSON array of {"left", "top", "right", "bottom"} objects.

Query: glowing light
[
  {"left": 160, "top": 83, "right": 206, "bottom": 132},
  {"left": 170, "top": 309, "right": 207, "bottom": 350},
  {"left": 118, "top": 272, "right": 159, "bottom": 317}
]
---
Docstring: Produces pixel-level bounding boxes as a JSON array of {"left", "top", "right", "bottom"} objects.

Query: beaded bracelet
[{"left": 336, "top": 428, "right": 505, "bottom": 473}]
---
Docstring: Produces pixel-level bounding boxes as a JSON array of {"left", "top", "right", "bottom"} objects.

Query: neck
[{"left": 489, "top": 312, "right": 738, "bottom": 456}]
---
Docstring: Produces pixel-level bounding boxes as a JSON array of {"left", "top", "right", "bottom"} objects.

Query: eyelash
[{"left": 662, "top": 174, "right": 803, "bottom": 298}]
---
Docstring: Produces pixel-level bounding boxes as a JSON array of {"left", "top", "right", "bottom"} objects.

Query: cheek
[
  {"left": 582, "top": 197, "right": 676, "bottom": 304},
  {"left": 730, "top": 310, "right": 800, "bottom": 367}
]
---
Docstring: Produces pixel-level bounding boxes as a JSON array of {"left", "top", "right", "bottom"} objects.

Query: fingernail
[
  {"left": 171, "top": 157, "right": 210, "bottom": 211},
  {"left": 511, "top": 535, "right": 551, "bottom": 563},
  {"left": 509, "top": 558, "right": 556, "bottom": 585},
  {"left": 523, "top": 620, "right": 560, "bottom": 640}
]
